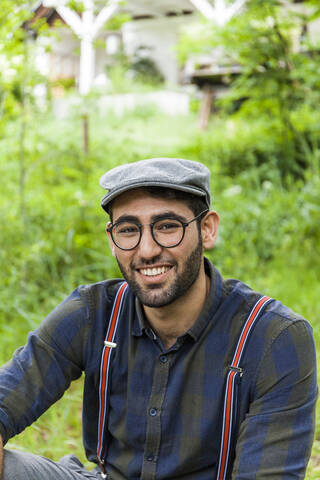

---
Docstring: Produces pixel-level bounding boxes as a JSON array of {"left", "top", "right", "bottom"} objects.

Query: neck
[{"left": 143, "top": 264, "right": 210, "bottom": 350}]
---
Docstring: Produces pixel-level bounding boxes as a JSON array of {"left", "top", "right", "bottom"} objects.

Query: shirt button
[
  {"left": 149, "top": 408, "right": 157, "bottom": 417},
  {"left": 146, "top": 453, "right": 154, "bottom": 462},
  {"left": 159, "top": 355, "right": 167, "bottom": 363}
]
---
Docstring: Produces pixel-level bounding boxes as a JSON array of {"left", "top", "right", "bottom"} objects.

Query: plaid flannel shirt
[{"left": 0, "top": 259, "right": 317, "bottom": 479}]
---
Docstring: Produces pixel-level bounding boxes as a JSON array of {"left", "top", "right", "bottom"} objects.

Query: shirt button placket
[{"left": 141, "top": 353, "right": 170, "bottom": 479}]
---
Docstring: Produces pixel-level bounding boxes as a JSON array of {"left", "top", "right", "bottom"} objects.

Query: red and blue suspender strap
[
  {"left": 216, "top": 295, "right": 273, "bottom": 480},
  {"left": 97, "top": 281, "right": 128, "bottom": 477}
]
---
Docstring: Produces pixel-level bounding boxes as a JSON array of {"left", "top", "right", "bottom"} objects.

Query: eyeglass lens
[{"left": 112, "top": 218, "right": 184, "bottom": 250}]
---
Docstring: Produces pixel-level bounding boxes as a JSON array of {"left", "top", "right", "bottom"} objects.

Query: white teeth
[{"left": 140, "top": 266, "right": 170, "bottom": 276}]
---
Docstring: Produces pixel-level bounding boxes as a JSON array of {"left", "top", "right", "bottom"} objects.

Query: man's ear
[
  {"left": 106, "top": 222, "right": 116, "bottom": 257},
  {"left": 201, "top": 211, "right": 219, "bottom": 250}
]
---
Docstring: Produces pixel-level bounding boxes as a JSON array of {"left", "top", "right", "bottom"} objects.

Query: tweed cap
[{"left": 100, "top": 158, "right": 211, "bottom": 212}]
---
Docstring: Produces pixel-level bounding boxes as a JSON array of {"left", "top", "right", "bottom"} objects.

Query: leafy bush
[
  {"left": 0, "top": 108, "right": 319, "bottom": 473},
  {"left": 0, "top": 108, "right": 318, "bottom": 344},
  {"left": 129, "top": 49, "right": 164, "bottom": 85},
  {"left": 105, "top": 49, "right": 164, "bottom": 94},
  {"left": 177, "top": 0, "right": 320, "bottom": 181}
]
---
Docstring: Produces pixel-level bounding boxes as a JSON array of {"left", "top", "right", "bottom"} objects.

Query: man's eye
[
  {"left": 116, "top": 225, "right": 139, "bottom": 235},
  {"left": 156, "top": 221, "right": 180, "bottom": 231}
]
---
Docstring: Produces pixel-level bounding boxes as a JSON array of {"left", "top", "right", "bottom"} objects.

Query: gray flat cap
[{"left": 100, "top": 158, "right": 211, "bottom": 212}]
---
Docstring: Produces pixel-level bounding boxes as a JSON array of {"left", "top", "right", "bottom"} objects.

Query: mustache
[{"left": 131, "top": 255, "right": 177, "bottom": 270}]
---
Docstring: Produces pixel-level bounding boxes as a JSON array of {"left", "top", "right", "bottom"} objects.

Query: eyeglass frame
[{"left": 107, "top": 209, "right": 209, "bottom": 251}]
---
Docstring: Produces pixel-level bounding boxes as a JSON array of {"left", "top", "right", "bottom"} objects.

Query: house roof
[
  {"left": 31, "top": 4, "right": 63, "bottom": 25},
  {"left": 32, "top": 1, "right": 196, "bottom": 22},
  {"left": 121, "top": 0, "right": 195, "bottom": 19}
]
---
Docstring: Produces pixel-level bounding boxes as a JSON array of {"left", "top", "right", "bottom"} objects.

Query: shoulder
[
  {"left": 77, "top": 278, "right": 125, "bottom": 308},
  {"left": 38, "top": 278, "right": 126, "bottom": 336},
  {"left": 223, "top": 277, "right": 312, "bottom": 337},
  {"left": 222, "top": 277, "right": 315, "bottom": 375},
  {"left": 223, "top": 279, "right": 316, "bottom": 390},
  {"left": 219, "top": 279, "right": 317, "bottom": 408}
]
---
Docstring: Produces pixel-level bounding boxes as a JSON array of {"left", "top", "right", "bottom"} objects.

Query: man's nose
[{"left": 137, "top": 226, "right": 162, "bottom": 258}]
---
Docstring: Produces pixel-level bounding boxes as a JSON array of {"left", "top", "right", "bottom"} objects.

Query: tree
[
  {"left": 178, "top": 0, "right": 320, "bottom": 179},
  {"left": 0, "top": 1, "right": 49, "bottom": 296},
  {"left": 0, "top": 1, "right": 47, "bottom": 217},
  {"left": 0, "top": 1, "right": 32, "bottom": 127}
]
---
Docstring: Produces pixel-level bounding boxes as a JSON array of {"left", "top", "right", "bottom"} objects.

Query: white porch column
[
  {"left": 44, "top": 0, "right": 119, "bottom": 95},
  {"left": 79, "top": 0, "right": 94, "bottom": 95},
  {"left": 79, "top": 34, "right": 95, "bottom": 95},
  {"left": 189, "top": 0, "right": 246, "bottom": 24}
]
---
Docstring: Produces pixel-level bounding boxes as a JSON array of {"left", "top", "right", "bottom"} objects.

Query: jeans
[{"left": 3, "top": 450, "right": 102, "bottom": 480}]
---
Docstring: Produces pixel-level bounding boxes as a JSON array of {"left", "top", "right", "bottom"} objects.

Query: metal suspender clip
[
  {"left": 104, "top": 340, "right": 117, "bottom": 348},
  {"left": 228, "top": 366, "right": 244, "bottom": 377},
  {"left": 98, "top": 457, "right": 108, "bottom": 479}
]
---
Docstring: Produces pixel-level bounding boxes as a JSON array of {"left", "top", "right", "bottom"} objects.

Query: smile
[{"left": 139, "top": 266, "right": 172, "bottom": 277}]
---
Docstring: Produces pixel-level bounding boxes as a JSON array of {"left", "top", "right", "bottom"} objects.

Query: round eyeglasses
[{"left": 107, "top": 210, "right": 208, "bottom": 251}]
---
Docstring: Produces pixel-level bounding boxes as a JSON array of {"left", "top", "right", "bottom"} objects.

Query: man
[{"left": 0, "top": 158, "right": 317, "bottom": 479}]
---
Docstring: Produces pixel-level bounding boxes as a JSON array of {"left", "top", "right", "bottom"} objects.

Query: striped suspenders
[
  {"left": 96, "top": 285, "right": 271, "bottom": 479},
  {"left": 97, "top": 281, "right": 128, "bottom": 478},
  {"left": 216, "top": 295, "right": 273, "bottom": 480}
]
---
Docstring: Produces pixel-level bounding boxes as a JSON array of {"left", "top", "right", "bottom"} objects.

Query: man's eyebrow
[
  {"left": 113, "top": 214, "right": 139, "bottom": 224},
  {"left": 113, "top": 211, "right": 188, "bottom": 224},
  {"left": 150, "top": 211, "right": 188, "bottom": 223}
]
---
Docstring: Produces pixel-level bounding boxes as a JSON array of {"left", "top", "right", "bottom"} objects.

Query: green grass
[{"left": 0, "top": 106, "right": 319, "bottom": 476}]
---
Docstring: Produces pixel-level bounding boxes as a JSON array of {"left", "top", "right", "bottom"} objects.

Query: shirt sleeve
[
  {"left": 232, "top": 319, "right": 318, "bottom": 479},
  {"left": 0, "top": 287, "right": 90, "bottom": 445}
]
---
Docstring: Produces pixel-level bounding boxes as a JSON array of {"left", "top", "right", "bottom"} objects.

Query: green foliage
[
  {"left": 129, "top": 53, "right": 164, "bottom": 85},
  {"left": 105, "top": 13, "right": 132, "bottom": 31},
  {"left": 66, "top": 0, "right": 85, "bottom": 14},
  {"left": 0, "top": 1, "right": 319, "bottom": 473},
  {"left": 181, "top": 110, "right": 320, "bottom": 185},
  {"left": 0, "top": 1, "right": 48, "bottom": 123},
  {"left": 51, "top": 77, "right": 76, "bottom": 91},
  {"left": 213, "top": 1, "right": 320, "bottom": 115},
  {"left": 177, "top": 22, "right": 214, "bottom": 65},
  {"left": 178, "top": 0, "right": 320, "bottom": 181},
  {"left": 105, "top": 48, "right": 164, "bottom": 93},
  {"left": 0, "top": 108, "right": 319, "bottom": 474}
]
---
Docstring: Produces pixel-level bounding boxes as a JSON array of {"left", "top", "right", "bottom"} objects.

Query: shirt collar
[
  {"left": 132, "top": 297, "right": 149, "bottom": 337},
  {"left": 131, "top": 257, "right": 223, "bottom": 341}
]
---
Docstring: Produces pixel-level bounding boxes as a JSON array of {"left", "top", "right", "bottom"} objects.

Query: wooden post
[
  {"left": 82, "top": 114, "right": 89, "bottom": 154},
  {"left": 198, "top": 85, "right": 214, "bottom": 131}
]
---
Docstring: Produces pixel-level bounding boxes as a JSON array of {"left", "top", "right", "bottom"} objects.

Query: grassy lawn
[{"left": 0, "top": 109, "right": 319, "bottom": 476}]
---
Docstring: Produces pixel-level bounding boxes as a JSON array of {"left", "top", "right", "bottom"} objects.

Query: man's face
[{"left": 107, "top": 190, "right": 204, "bottom": 308}]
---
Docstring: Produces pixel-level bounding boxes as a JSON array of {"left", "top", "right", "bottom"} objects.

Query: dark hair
[{"left": 108, "top": 186, "right": 208, "bottom": 232}]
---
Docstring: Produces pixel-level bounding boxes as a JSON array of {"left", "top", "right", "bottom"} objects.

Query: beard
[{"left": 115, "top": 237, "right": 203, "bottom": 308}]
